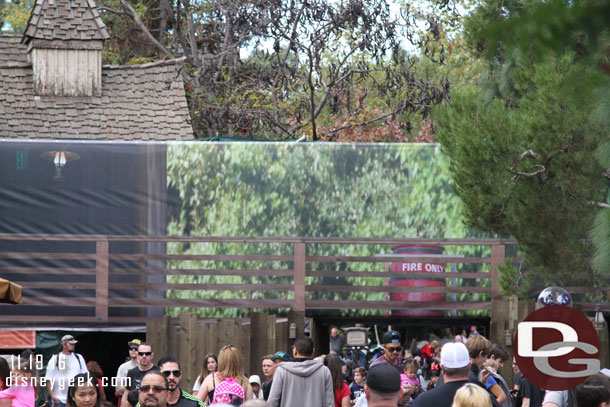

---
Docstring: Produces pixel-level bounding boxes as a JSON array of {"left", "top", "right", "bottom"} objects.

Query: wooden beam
[
  {"left": 490, "top": 244, "right": 505, "bottom": 300},
  {"left": 250, "top": 312, "right": 268, "bottom": 379},
  {"left": 293, "top": 243, "right": 306, "bottom": 313},
  {"left": 96, "top": 240, "right": 109, "bottom": 322},
  {"left": 179, "top": 313, "right": 198, "bottom": 392}
]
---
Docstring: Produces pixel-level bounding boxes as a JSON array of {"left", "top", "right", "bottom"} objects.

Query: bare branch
[
  {"left": 97, "top": 6, "right": 128, "bottom": 16},
  {"left": 520, "top": 149, "right": 538, "bottom": 160},
  {"left": 508, "top": 165, "right": 546, "bottom": 178},
  {"left": 328, "top": 110, "right": 399, "bottom": 134},
  {"left": 117, "top": 0, "right": 175, "bottom": 59},
  {"left": 589, "top": 201, "right": 610, "bottom": 209}
]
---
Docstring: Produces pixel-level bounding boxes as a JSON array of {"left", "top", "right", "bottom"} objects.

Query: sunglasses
[
  {"left": 138, "top": 351, "right": 153, "bottom": 356},
  {"left": 161, "top": 370, "right": 182, "bottom": 378},
  {"left": 129, "top": 347, "right": 138, "bottom": 351},
  {"left": 222, "top": 344, "right": 234, "bottom": 350},
  {"left": 385, "top": 346, "right": 402, "bottom": 353},
  {"left": 139, "top": 385, "right": 167, "bottom": 393}
]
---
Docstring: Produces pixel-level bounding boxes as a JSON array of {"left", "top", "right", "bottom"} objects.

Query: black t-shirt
[
  {"left": 412, "top": 380, "right": 469, "bottom": 407},
  {"left": 126, "top": 365, "right": 160, "bottom": 390},
  {"left": 521, "top": 377, "right": 545, "bottom": 407},
  {"left": 126, "top": 365, "right": 160, "bottom": 407},
  {"left": 349, "top": 383, "right": 364, "bottom": 401},
  {"left": 262, "top": 380, "right": 273, "bottom": 401},
  {"left": 168, "top": 389, "right": 204, "bottom": 407}
]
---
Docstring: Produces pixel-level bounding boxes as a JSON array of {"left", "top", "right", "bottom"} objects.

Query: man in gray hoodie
[{"left": 267, "top": 336, "right": 334, "bottom": 407}]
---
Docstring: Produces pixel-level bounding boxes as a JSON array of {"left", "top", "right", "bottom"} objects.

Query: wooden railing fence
[{"left": 0, "top": 234, "right": 608, "bottom": 326}]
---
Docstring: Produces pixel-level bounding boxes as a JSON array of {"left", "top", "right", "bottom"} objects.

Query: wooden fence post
[
  {"left": 293, "top": 243, "right": 306, "bottom": 313},
  {"left": 250, "top": 312, "right": 268, "bottom": 378},
  {"left": 179, "top": 313, "right": 198, "bottom": 391},
  {"left": 147, "top": 315, "right": 170, "bottom": 358},
  {"left": 95, "top": 239, "right": 109, "bottom": 322},
  {"left": 490, "top": 244, "right": 505, "bottom": 301}
]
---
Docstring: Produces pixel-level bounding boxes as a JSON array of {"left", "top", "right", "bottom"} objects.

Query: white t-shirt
[
  {"left": 45, "top": 352, "right": 88, "bottom": 403},
  {"left": 542, "top": 390, "right": 568, "bottom": 407},
  {"left": 115, "top": 359, "right": 138, "bottom": 394},
  {"left": 192, "top": 375, "right": 202, "bottom": 393}
]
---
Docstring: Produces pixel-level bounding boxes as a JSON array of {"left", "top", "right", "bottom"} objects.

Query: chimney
[{"left": 21, "top": 0, "right": 109, "bottom": 97}]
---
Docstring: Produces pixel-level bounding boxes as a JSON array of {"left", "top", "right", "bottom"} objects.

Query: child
[
  {"left": 350, "top": 368, "right": 366, "bottom": 404},
  {"left": 426, "top": 366, "right": 440, "bottom": 391},
  {"left": 0, "top": 358, "right": 35, "bottom": 407},
  {"left": 401, "top": 358, "right": 420, "bottom": 388}
]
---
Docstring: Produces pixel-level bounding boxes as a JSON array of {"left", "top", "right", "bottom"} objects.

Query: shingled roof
[
  {"left": 0, "top": 59, "right": 194, "bottom": 140},
  {"left": 22, "top": 0, "right": 109, "bottom": 43},
  {"left": 0, "top": 35, "right": 28, "bottom": 65}
]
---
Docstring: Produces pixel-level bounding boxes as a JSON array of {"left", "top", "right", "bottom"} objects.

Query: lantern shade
[{"left": 0, "top": 278, "right": 22, "bottom": 304}]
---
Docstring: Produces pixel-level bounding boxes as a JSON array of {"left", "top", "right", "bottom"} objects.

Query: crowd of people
[{"left": 0, "top": 327, "right": 609, "bottom": 407}]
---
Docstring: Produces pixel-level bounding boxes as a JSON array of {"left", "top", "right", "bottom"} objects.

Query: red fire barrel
[{"left": 389, "top": 245, "right": 445, "bottom": 316}]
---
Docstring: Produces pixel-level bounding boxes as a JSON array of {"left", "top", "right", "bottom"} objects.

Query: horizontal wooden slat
[
  {"left": 23, "top": 282, "right": 95, "bottom": 289},
  {"left": 0, "top": 252, "right": 96, "bottom": 259},
  {"left": 110, "top": 254, "right": 293, "bottom": 261},
  {"left": 109, "top": 283, "right": 293, "bottom": 291},
  {"left": 0, "top": 314, "right": 153, "bottom": 324},
  {"left": 22, "top": 297, "right": 96, "bottom": 306},
  {"left": 578, "top": 302, "right": 610, "bottom": 311},
  {"left": 306, "top": 285, "right": 492, "bottom": 294},
  {"left": 0, "top": 233, "right": 518, "bottom": 245},
  {"left": 0, "top": 267, "right": 95, "bottom": 274},
  {"left": 306, "top": 300, "right": 491, "bottom": 310},
  {"left": 105, "top": 298, "right": 294, "bottom": 308},
  {"left": 307, "top": 270, "right": 490, "bottom": 279},
  {"left": 109, "top": 268, "right": 295, "bottom": 277},
  {"left": 307, "top": 255, "right": 491, "bottom": 263}
]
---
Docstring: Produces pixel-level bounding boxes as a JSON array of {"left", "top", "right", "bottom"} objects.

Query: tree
[
  {"left": 95, "top": 0, "right": 459, "bottom": 139},
  {"left": 433, "top": 0, "right": 610, "bottom": 293}
]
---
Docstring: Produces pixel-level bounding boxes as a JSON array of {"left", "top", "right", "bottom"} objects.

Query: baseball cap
[
  {"left": 128, "top": 339, "right": 142, "bottom": 347},
  {"left": 61, "top": 335, "right": 78, "bottom": 344},
  {"left": 366, "top": 363, "right": 401, "bottom": 393},
  {"left": 249, "top": 375, "right": 262, "bottom": 386},
  {"left": 272, "top": 351, "right": 290, "bottom": 361},
  {"left": 382, "top": 330, "right": 401, "bottom": 344},
  {"left": 440, "top": 342, "right": 470, "bottom": 368}
]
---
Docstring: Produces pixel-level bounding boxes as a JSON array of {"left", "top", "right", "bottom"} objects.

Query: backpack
[
  {"left": 490, "top": 371, "right": 512, "bottom": 407},
  {"left": 210, "top": 376, "right": 245, "bottom": 406}
]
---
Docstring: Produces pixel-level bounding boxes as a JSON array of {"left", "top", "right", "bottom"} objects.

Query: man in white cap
[
  {"left": 115, "top": 339, "right": 143, "bottom": 398},
  {"left": 412, "top": 341, "right": 471, "bottom": 407},
  {"left": 45, "top": 334, "right": 88, "bottom": 407}
]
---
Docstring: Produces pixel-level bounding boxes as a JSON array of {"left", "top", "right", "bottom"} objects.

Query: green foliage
[
  {"left": 165, "top": 143, "right": 490, "bottom": 317},
  {"left": 591, "top": 209, "right": 610, "bottom": 273},
  {"left": 498, "top": 259, "right": 530, "bottom": 298},
  {"left": 0, "top": 0, "right": 33, "bottom": 33},
  {"left": 435, "top": 53, "right": 607, "bottom": 277}
]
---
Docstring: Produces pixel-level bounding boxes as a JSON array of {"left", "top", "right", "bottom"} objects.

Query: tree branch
[
  {"left": 520, "top": 149, "right": 538, "bottom": 160},
  {"left": 117, "top": 0, "right": 175, "bottom": 59},
  {"left": 508, "top": 165, "right": 546, "bottom": 178},
  {"left": 589, "top": 201, "right": 610, "bottom": 209},
  {"left": 328, "top": 110, "right": 399, "bottom": 134}
]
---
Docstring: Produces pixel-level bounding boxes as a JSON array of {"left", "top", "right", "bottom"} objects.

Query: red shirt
[
  {"left": 334, "top": 382, "right": 350, "bottom": 407},
  {"left": 421, "top": 344, "right": 436, "bottom": 361}
]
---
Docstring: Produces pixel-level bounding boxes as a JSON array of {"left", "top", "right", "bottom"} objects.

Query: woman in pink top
[{"left": 0, "top": 358, "right": 36, "bottom": 407}]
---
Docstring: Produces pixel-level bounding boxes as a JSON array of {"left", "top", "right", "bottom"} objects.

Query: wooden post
[
  {"left": 95, "top": 240, "right": 109, "bottom": 322},
  {"left": 293, "top": 243, "right": 306, "bottom": 313},
  {"left": 490, "top": 244, "right": 505, "bottom": 301},
  {"left": 287, "top": 310, "right": 305, "bottom": 350},
  {"left": 147, "top": 315, "right": 170, "bottom": 358},
  {"left": 250, "top": 312, "right": 268, "bottom": 378},
  {"left": 179, "top": 313, "right": 198, "bottom": 391},
  {"left": 267, "top": 314, "right": 277, "bottom": 356},
  {"left": 597, "top": 324, "right": 609, "bottom": 371}
]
